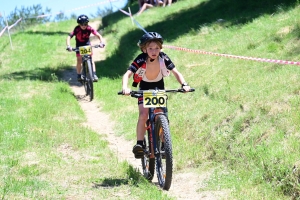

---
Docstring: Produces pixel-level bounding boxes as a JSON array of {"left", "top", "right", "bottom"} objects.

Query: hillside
[{"left": 1, "top": 0, "right": 300, "bottom": 199}]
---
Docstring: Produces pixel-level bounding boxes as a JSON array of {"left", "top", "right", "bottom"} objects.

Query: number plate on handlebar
[
  {"left": 143, "top": 90, "right": 167, "bottom": 108},
  {"left": 79, "top": 46, "right": 92, "bottom": 55}
]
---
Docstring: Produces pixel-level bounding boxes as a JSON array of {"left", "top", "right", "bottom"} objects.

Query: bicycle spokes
[{"left": 155, "top": 115, "right": 173, "bottom": 190}]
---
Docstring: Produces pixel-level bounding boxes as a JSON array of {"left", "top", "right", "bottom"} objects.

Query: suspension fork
[
  {"left": 82, "top": 56, "right": 93, "bottom": 74},
  {"left": 148, "top": 108, "right": 157, "bottom": 158}
]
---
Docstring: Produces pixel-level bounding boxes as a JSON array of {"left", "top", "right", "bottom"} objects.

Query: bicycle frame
[
  {"left": 81, "top": 55, "right": 93, "bottom": 81},
  {"left": 118, "top": 88, "right": 195, "bottom": 190},
  {"left": 70, "top": 45, "right": 100, "bottom": 101},
  {"left": 82, "top": 55, "right": 92, "bottom": 65},
  {"left": 81, "top": 55, "right": 94, "bottom": 101}
]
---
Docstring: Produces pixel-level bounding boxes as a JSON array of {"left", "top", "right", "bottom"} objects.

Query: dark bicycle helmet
[
  {"left": 77, "top": 14, "right": 89, "bottom": 24},
  {"left": 137, "top": 32, "right": 163, "bottom": 47}
]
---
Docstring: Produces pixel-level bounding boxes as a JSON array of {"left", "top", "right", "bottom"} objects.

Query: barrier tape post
[
  {"left": 4, "top": 12, "right": 13, "bottom": 50},
  {"left": 117, "top": 7, "right": 300, "bottom": 66},
  {"left": 128, "top": 7, "right": 133, "bottom": 25}
]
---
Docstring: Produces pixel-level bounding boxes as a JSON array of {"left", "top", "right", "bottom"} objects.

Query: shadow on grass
[
  {"left": 0, "top": 66, "right": 68, "bottom": 82},
  {"left": 96, "top": 0, "right": 298, "bottom": 79},
  {"left": 92, "top": 165, "right": 148, "bottom": 188},
  {"left": 1, "top": 0, "right": 298, "bottom": 82},
  {"left": 24, "top": 30, "right": 69, "bottom": 36},
  {"left": 93, "top": 178, "right": 129, "bottom": 188}
]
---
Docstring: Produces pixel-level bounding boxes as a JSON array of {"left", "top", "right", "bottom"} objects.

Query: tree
[
  {"left": 54, "top": 12, "right": 68, "bottom": 22},
  {"left": 91, "top": 7, "right": 113, "bottom": 18},
  {"left": 2, "top": 4, "right": 52, "bottom": 32}
]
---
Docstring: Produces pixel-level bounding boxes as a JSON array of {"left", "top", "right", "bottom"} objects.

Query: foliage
[
  {"left": 0, "top": 4, "right": 51, "bottom": 30},
  {"left": 91, "top": 7, "right": 114, "bottom": 18},
  {"left": 54, "top": 12, "right": 68, "bottom": 22},
  {"left": 1, "top": 0, "right": 300, "bottom": 199},
  {"left": 100, "top": 0, "right": 300, "bottom": 198},
  {"left": 0, "top": 18, "right": 171, "bottom": 199}
]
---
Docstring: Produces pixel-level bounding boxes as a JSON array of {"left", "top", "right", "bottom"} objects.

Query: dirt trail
[{"left": 62, "top": 21, "right": 224, "bottom": 200}]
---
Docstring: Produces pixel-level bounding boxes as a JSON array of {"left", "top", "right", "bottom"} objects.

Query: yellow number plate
[
  {"left": 143, "top": 90, "right": 167, "bottom": 108},
  {"left": 79, "top": 46, "right": 92, "bottom": 55}
]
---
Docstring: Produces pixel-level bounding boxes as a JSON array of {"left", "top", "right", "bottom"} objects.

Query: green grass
[
  {"left": 1, "top": 0, "right": 300, "bottom": 199},
  {"left": 0, "top": 19, "right": 171, "bottom": 200}
]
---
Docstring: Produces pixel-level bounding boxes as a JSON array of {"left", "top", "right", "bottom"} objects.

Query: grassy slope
[
  {"left": 100, "top": 0, "right": 300, "bottom": 199},
  {"left": 1, "top": 0, "right": 300, "bottom": 199},
  {"left": 0, "top": 21, "right": 170, "bottom": 199}
]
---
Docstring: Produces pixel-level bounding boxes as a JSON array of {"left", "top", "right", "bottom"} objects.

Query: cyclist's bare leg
[
  {"left": 136, "top": 104, "right": 148, "bottom": 141},
  {"left": 90, "top": 57, "right": 98, "bottom": 81},
  {"left": 76, "top": 56, "right": 82, "bottom": 74},
  {"left": 89, "top": 56, "right": 96, "bottom": 73},
  {"left": 92, "top": 61, "right": 96, "bottom": 72}
]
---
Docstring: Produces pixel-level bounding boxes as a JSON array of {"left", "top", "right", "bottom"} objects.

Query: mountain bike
[
  {"left": 118, "top": 88, "right": 195, "bottom": 190},
  {"left": 70, "top": 44, "right": 103, "bottom": 101}
]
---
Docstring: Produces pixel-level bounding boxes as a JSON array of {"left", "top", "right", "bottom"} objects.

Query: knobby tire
[
  {"left": 86, "top": 59, "right": 94, "bottom": 101},
  {"left": 155, "top": 114, "right": 173, "bottom": 190},
  {"left": 82, "top": 61, "right": 88, "bottom": 96},
  {"left": 141, "top": 121, "right": 155, "bottom": 181}
]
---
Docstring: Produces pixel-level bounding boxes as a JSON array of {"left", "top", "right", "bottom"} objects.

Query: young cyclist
[
  {"left": 121, "top": 32, "right": 191, "bottom": 158},
  {"left": 66, "top": 14, "right": 105, "bottom": 82}
]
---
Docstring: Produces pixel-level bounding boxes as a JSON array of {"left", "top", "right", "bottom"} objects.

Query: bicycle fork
[
  {"left": 148, "top": 107, "right": 169, "bottom": 158},
  {"left": 147, "top": 123, "right": 155, "bottom": 159}
]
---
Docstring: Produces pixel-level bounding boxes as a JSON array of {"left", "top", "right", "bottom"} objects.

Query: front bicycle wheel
[
  {"left": 155, "top": 114, "right": 173, "bottom": 190},
  {"left": 82, "top": 61, "right": 88, "bottom": 95},
  {"left": 141, "top": 123, "right": 155, "bottom": 181},
  {"left": 86, "top": 59, "right": 94, "bottom": 101}
]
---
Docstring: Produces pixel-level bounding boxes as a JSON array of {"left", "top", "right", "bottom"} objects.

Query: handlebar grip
[{"left": 177, "top": 88, "right": 195, "bottom": 92}]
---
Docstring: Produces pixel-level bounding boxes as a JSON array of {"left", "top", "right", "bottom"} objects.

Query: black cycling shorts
[{"left": 138, "top": 79, "right": 165, "bottom": 105}]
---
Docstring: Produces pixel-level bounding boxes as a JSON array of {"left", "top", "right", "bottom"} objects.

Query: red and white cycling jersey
[{"left": 128, "top": 52, "right": 175, "bottom": 87}]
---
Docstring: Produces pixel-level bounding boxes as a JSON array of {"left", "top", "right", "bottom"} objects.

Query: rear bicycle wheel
[
  {"left": 86, "top": 59, "right": 94, "bottom": 101},
  {"left": 141, "top": 122, "right": 155, "bottom": 181},
  {"left": 155, "top": 114, "right": 173, "bottom": 190}
]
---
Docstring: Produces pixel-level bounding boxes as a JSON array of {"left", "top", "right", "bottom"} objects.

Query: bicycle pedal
[
  {"left": 134, "top": 151, "right": 144, "bottom": 159},
  {"left": 133, "top": 144, "right": 144, "bottom": 158},
  {"left": 160, "top": 151, "right": 166, "bottom": 159}
]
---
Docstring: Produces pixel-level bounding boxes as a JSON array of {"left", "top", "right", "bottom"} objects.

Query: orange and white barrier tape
[
  {"left": 163, "top": 45, "right": 300, "bottom": 66},
  {"left": 118, "top": 8, "right": 148, "bottom": 33},
  {"left": 0, "top": 26, "right": 8, "bottom": 37},
  {"left": 119, "top": 8, "right": 131, "bottom": 16},
  {"left": 118, "top": 7, "right": 300, "bottom": 66},
  {"left": 8, "top": 18, "right": 22, "bottom": 30},
  {"left": 36, "top": 0, "right": 123, "bottom": 18}
]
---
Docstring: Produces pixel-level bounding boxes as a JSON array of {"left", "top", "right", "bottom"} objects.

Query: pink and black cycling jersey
[{"left": 68, "top": 25, "right": 99, "bottom": 47}]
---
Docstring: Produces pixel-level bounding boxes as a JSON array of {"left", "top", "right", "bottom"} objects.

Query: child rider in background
[
  {"left": 121, "top": 32, "right": 191, "bottom": 158},
  {"left": 66, "top": 14, "right": 105, "bottom": 82}
]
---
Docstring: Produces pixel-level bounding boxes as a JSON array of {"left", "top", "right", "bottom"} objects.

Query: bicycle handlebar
[
  {"left": 117, "top": 88, "right": 195, "bottom": 97},
  {"left": 70, "top": 44, "right": 105, "bottom": 51}
]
